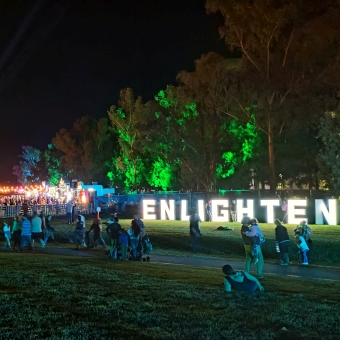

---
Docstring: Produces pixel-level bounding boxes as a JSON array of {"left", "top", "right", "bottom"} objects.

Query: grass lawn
[{"left": 1, "top": 216, "right": 340, "bottom": 339}]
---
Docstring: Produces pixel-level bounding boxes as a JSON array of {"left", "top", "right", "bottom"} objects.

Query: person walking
[
  {"left": 18, "top": 215, "right": 33, "bottom": 252},
  {"left": 274, "top": 219, "right": 291, "bottom": 266},
  {"left": 3, "top": 221, "right": 11, "bottom": 248},
  {"left": 189, "top": 210, "right": 201, "bottom": 253},
  {"left": 31, "top": 211, "right": 45, "bottom": 249},
  {"left": 241, "top": 216, "right": 264, "bottom": 279},
  {"left": 11, "top": 215, "right": 21, "bottom": 250},
  {"left": 106, "top": 216, "right": 121, "bottom": 259},
  {"left": 44, "top": 215, "right": 57, "bottom": 245},
  {"left": 73, "top": 216, "right": 85, "bottom": 250},
  {"left": 88, "top": 218, "right": 106, "bottom": 248}
]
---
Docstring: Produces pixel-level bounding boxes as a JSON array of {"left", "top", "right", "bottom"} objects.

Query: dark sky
[{"left": 0, "top": 0, "right": 226, "bottom": 184}]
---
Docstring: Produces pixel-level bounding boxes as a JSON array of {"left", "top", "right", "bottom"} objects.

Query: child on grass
[
  {"left": 3, "top": 221, "right": 11, "bottom": 248},
  {"left": 118, "top": 229, "right": 129, "bottom": 260},
  {"left": 295, "top": 229, "right": 309, "bottom": 265}
]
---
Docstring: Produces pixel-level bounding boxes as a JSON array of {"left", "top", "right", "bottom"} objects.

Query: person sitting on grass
[
  {"left": 222, "top": 264, "right": 264, "bottom": 292},
  {"left": 295, "top": 229, "right": 309, "bottom": 265}
]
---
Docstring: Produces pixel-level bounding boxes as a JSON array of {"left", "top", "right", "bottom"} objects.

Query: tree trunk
[{"left": 268, "top": 122, "right": 276, "bottom": 193}]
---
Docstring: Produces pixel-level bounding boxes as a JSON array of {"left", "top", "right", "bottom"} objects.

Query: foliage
[
  {"left": 154, "top": 53, "right": 260, "bottom": 192},
  {"left": 52, "top": 116, "right": 116, "bottom": 185},
  {"left": 0, "top": 227, "right": 340, "bottom": 339},
  {"left": 108, "top": 88, "right": 155, "bottom": 191},
  {"left": 44, "top": 143, "right": 64, "bottom": 186},
  {"left": 206, "top": 0, "right": 340, "bottom": 191},
  {"left": 317, "top": 111, "right": 340, "bottom": 192},
  {"left": 12, "top": 145, "right": 42, "bottom": 184}
]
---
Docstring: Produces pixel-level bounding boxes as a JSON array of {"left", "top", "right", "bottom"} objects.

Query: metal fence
[{"left": 0, "top": 203, "right": 94, "bottom": 219}]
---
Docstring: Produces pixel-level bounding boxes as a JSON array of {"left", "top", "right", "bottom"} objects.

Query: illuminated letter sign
[
  {"left": 315, "top": 199, "right": 337, "bottom": 225},
  {"left": 261, "top": 199, "right": 280, "bottom": 223},
  {"left": 143, "top": 199, "right": 156, "bottom": 220},
  {"left": 236, "top": 200, "right": 254, "bottom": 222},
  {"left": 181, "top": 200, "right": 190, "bottom": 221},
  {"left": 288, "top": 200, "right": 307, "bottom": 224},
  {"left": 211, "top": 200, "right": 229, "bottom": 222},
  {"left": 197, "top": 200, "right": 205, "bottom": 222},
  {"left": 160, "top": 199, "right": 175, "bottom": 220}
]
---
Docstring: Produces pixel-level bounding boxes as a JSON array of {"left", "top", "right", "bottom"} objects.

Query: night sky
[{"left": 0, "top": 0, "right": 226, "bottom": 184}]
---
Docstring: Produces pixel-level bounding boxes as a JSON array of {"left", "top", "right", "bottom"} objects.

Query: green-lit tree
[
  {"left": 44, "top": 143, "right": 66, "bottom": 186},
  {"left": 154, "top": 52, "right": 260, "bottom": 191},
  {"left": 206, "top": 0, "right": 340, "bottom": 192},
  {"left": 108, "top": 88, "right": 152, "bottom": 191}
]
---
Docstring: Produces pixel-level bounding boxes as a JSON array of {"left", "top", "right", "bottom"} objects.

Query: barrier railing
[{"left": 0, "top": 203, "right": 94, "bottom": 219}]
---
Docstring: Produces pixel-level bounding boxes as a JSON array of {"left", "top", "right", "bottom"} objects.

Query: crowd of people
[
  {"left": 1, "top": 205, "right": 314, "bottom": 293},
  {"left": 1, "top": 211, "right": 56, "bottom": 252},
  {"left": 188, "top": 209, "right": 313, "bottom": 293}
]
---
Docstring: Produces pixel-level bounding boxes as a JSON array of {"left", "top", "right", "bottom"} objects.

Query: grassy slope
[{"left": 1, "top": 217, "right": 340, "bottom": 339}]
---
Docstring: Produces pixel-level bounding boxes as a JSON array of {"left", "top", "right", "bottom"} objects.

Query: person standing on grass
[
  {"left": 280, "top": 199, "right": 288, "bottom": 223},
  {"left": 205, "top": 200, "right": 212, "bottom": 222},
  {"left": 295, "top": 229, "right": 309, "bottom": 265},
  {"left": 240, "top": 216, "right": 264, "bottom": 279},
  {"left": 133, "top": 214, "right": 145, "bottom": 235},
  {"left": 230, "top": 200, "right": 237, "bottom": 222},
  {"left": 118, "top": 228, "right": 129, "bottom": 260},
  {"left": 189, "top": 210, "right": 201, "bottom": 253},
  {"left": 106, "top": 216, "right": 121, "bottom": 259},
  {"left": 66, "top": 201, "right": 73, "bottom": 224},
  {"left": 44, "top": 215, "right": 57, "bottom": 245},
  {"left": 243, "top": 218, "right": 265, "bottom": 265},
  {"left": 274, "top": 219, "right": 291, "bottom": 266},
  {"left": 31, "top": 211, "right": 45, "bottom": 249},
  {"left": 88, "top": 218, "right": 106, "bottom": 248},
  {"left": 74, "top": 215, "right": 85, "bottom": 250},
  {"left": 222, "top": 264, "right": 264, "bottom": 292},
  {"left": 129, "top": 219, "right": 141, "bottom": 260},
  {"left": 11, "top": 215, "right": 21, "bottom": 250},
  {"left": 18, "top": 215, "right": 33, "bottom": 252},
  {"left": 3, "top": 221, "right": 11, "bottom": 248}
]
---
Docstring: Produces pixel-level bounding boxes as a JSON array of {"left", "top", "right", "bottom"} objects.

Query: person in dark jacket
[
  {"left": 88, "top": 218, "right": 106, "bottom": 248},
  {"left": 189, "top": 210, "right": 201, "bottom": 253},
  {"left": 274, "top": 219, "right": 291, "bottom": 266},
  {"left": 241, "top": 216, "right": 264, "bottom": 279},
  {"left": 106, "top": 216, "right": 121, "bottom": 259}
]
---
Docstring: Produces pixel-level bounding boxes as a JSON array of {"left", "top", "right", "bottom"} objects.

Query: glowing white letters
[
  {"left": 288, "top": 200, "right": 307, "bottom": 225},
  {"left": 141, "top": 198, "right": 338, "bottom": 225},
  {"left": 143, "top": 199, "right": 156, "bottom": 220},
  {"left": 261, "top": 200, "right": 280, "bottom": 223},
  {"left": 236, "top": 199, "right": 254, "bottom": 222},
  {"left": 315, "top": 199, "right": 337, "bottom": 225},
  {"left": 160, "top": 199, "right": 175, "bottom": 220},
  {"left": 211, "top": 200, "right": 229, "bottom": 222}
]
